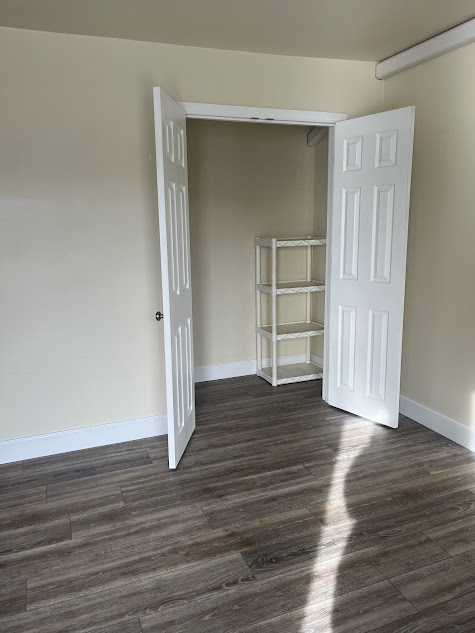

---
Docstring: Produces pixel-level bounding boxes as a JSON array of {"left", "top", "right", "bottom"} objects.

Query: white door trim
[
  {"left": 179, "top": 102, "right": 348, "bottom": 126},
  {"left": 322, "top": 127, "right": 335, "bottom": 402}
]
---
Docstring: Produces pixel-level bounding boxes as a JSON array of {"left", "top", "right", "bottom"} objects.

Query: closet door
[
  {"left": 324, "top": 107, "right": 415, "bottom": 428},
  {"left": 153, "top": 88, "right": 195, "bottom": 468}
]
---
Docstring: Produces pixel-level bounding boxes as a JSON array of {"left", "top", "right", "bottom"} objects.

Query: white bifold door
[
  {"left": 153, "top": 88, "right": 195, "bottom": 468},
  {"left": 324, "top": 106, "right": 415, "bottom": 428}
]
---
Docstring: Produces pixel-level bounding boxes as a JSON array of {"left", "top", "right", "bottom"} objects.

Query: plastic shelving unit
[{"left": 255, "top": 236, "right": 325, "bottom": 386}]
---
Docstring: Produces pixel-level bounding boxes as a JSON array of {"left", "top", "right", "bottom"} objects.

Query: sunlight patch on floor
[{"left": 301, "top": 421, "right": 376, "bottom": 631}]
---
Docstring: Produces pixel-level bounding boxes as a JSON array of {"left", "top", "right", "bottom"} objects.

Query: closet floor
[{"left": 1, "top": 376, "right": 475, "bottom": 633}]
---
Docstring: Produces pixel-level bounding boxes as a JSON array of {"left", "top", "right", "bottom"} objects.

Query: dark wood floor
[{"left": 1, "top": 376, "right": 475, "bottom": 633}]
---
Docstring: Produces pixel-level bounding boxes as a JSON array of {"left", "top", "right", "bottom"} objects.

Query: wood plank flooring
[{"left": 1, "top": 376, "right": 474, "bottom": 632}]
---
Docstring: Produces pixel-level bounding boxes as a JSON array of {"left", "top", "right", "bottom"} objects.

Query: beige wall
[
  {"left": 384, "top": 43, "right": 475, "bottom": 429},
  {"left": 0, "top": 27, "right": 383, "bottom": 442}
]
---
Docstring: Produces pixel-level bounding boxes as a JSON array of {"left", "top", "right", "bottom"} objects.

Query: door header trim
[{"left": 178, "top": 101, "right": 348, "bottom": 127}]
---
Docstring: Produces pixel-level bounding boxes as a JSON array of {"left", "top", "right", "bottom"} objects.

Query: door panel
[
  {"left": 340, "top": 187, "right": 360, "bottom": 280},
  {"left": 153, "top": 88, "right": 195, "bottom": 468},
  {"left": 325, "top": 107, "right": 415, "bottom": 428}
]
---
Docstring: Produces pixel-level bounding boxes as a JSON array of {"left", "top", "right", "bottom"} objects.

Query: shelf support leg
[
  {"left": 255, "top": 244, "right": 262, "bottom": 372},
  {"left": 271, "top": 239, "right": 277, "bottom": 386},
  {"left": 306, "top": 244, "right": 311, "bottom": 363}
]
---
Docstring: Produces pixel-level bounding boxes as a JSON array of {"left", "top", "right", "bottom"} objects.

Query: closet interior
[{"left": 187, "top": 118, "right": 329, "bottom": 385}]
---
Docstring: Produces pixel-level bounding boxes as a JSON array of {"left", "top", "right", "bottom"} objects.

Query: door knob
[{"left": 155, "top": 311, "right": 164, "bottom": 322}]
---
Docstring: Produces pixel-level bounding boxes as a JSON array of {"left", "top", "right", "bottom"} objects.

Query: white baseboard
[
  {"left": 194, "top": 353, "right": 312, "bottom": 383},
  {"left": 1, "top": 353, "right": 321, "bottom": 464},
  {"left": 311, "top": 353, "right": 324, "bottom": 366},
  {"left": 400, "top": 396, "right": 475, "bottom": 452},
  {"left": 0, "top": 414, "right": 168, "bottom": 465},
  {"left": 194, "top": 359, "right": 257, "bottom": 382},
  {"left": 4, "top": 373, "right": 471, "bottom": 465}
]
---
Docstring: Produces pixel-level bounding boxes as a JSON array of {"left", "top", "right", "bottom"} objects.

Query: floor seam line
[{"left": 387, "top": 576, "right": 421, "bottom": 613}]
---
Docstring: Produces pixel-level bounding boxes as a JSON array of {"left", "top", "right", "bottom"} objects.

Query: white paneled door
[
  {"left": 325, "top": 107, "right": 415, "bottom": 428},
  {"left": 153, "top": 88, "right": 195, "bottom": 468}
]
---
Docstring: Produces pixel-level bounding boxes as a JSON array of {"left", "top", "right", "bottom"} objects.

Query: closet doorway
[{"left": 153, "top": 89, "right": 415, "bottom": 468}]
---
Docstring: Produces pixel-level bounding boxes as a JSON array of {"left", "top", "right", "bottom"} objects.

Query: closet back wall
[{"left": 188, "top": 120, "right": 316, "bottom": 368}]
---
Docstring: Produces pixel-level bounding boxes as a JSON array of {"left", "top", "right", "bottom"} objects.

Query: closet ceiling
[{"left": 0, "top": 0, "right": 473, "bottom": 61}]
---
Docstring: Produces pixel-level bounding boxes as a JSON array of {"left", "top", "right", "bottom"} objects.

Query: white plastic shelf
[
  {"left": 255, "top": 237, "right": 326, "bottom": 248},
  {"left": 257, "top": 362, "right": 324, "bottom": 385},
  {"left": 255, "top": 235, "right": 326, "bottom": 386},
  {"left": 258, "top": 321, "right": 324, "bottom": 340},
  {"left": 257, "top": 280, "right": 325, "bottom": 294}
]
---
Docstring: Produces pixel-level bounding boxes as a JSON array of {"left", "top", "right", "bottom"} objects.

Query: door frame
[
  {"left": 322, "top": 126, "right": 335, "bottom": 402},
  {"left": 163, "top": 99, "right": 348, "bottom": 404},
  {"left": 178, "top": 101, "right": 347, "bottom": 397},
  {"left": 179, "top": 101, "right": 348, "bottom": 127}
]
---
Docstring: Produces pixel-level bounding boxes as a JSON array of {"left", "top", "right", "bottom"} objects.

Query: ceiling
[{"left": 0, "top": 0, "right": 474, "bottom": 62}]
